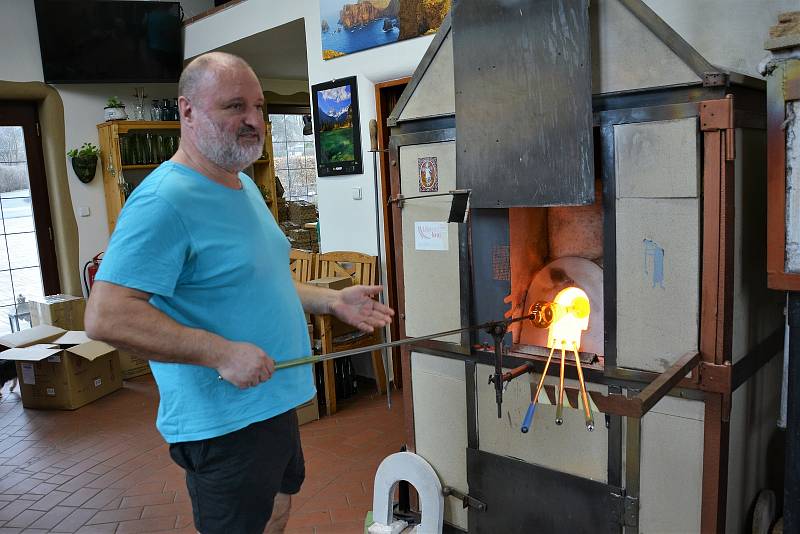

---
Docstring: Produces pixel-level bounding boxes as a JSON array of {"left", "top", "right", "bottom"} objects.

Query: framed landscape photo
[
  {"left": 319, "top": 0, "right": 452, "bottom": 60},
  {"left": 311, "top": 77, "right": 363, "bottom": 177}
]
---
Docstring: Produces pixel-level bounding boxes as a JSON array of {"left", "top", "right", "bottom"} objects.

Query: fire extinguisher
[{"left": 83, "top": 252, "right": 103, "bottom": 295}]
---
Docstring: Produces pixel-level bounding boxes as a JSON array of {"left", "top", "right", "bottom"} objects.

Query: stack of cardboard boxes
[
  {"left": 28, "top": 295, "right": 150, "bottom": 380},
  {"left": 0, "top": 294, "right": 155, "bottom": 410},
  {"left": 287, "top": 200, "right": 318, "bottom": 225},
  {"left": 0, "top": 324, "right": 122, "bottom": 410},
  {"left": 279, "top": 200, "right": 319, "bottom": 253}
]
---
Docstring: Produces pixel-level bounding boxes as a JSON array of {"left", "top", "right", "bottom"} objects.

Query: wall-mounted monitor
[{"left": 34, "top": 0, "right": 183, "bottom": 84}]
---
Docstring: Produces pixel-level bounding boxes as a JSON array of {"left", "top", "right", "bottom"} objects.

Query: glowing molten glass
[{"left": 546, "top": 287, "right": 591, "bottom": 351}]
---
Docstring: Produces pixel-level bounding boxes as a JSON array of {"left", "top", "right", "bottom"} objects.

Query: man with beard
[{"left": 85, "top": 52, "right": 393, "bottom": 533}]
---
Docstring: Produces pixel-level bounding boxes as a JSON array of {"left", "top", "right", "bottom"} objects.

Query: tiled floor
[{"left": 0, "top": 375, "right": 406, "bottom": 533}]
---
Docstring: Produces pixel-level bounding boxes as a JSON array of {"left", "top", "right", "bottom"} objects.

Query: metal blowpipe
[
  {"left": 275, "top": 310, "right": 544, "bottom": 371},
  {"left": 217, "top": 308, "right": 554, "bottom": 379}
]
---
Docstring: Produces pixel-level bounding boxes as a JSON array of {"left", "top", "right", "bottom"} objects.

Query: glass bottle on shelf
[
  {"left": 150, "top": 100, "right": 161, "bottom": 121},
  {"left": 144, "top": 133, "right": 154, "bottom": 164}
]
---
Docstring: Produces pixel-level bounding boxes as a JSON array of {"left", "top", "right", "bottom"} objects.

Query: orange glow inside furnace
[{"left": 546, "top": 287, "right": 591, "bottom": 351}]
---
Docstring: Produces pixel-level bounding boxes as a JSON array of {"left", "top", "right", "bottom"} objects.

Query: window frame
[{"left": 268, "top": 105, "right": 318, "bottom": 204}]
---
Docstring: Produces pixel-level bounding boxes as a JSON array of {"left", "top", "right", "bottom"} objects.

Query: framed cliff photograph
[
  {"left": 311, "top": 77, "right": 363, "bottom": 177},
  {"left": 320, "top": 0, "right": 452, "bottom": 60}
]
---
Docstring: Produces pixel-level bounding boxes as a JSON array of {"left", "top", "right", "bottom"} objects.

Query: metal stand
[
  {"left": 785, "top": 292, "right": 800, "bottom": 531},
  {"left": 487, "top": 324, "right": 508, "bottom": 418}
]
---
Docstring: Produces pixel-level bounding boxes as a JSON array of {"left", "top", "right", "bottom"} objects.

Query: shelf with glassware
[
  {"left": 97, "top": 120, "right": 278, "bottom": 234},
  {"left": 250, "top": 122, "right": 279, "bottom": 224}
]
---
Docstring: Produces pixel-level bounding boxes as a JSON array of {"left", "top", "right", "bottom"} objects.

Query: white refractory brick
[
  {"left": 412, "top": 353, "right": 467, "bottom": 530},
  {"left": 786, "top": 101, "right": 800, "bottom": 272},
  {"left": 640, "top": 398, "right": 704, "bottom": 533},
  {"left": 399, "top": 141, "right": 460, "bottom": 342},
  {"left": 614, "top": 118, "right": 699, "bottom": 199},
  {"left": 616, "top": 197, "right": 700, "bottom": 372}
]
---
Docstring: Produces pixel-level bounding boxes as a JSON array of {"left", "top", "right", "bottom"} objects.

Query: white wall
[
  {"left": 0, "top": 0, "right": 45, "bottom": 83},
  {"left": 185, "top": 0, "right": 434, "bottom": 256}
]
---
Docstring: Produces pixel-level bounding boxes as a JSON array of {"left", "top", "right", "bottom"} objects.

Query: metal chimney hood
[{"left": 452, "top": 0, "right": 595, "bottom": 208}]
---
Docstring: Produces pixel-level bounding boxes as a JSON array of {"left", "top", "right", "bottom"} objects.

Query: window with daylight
[
  {"left": 269, "top": 113, "right": 317, "bottom": 203},
  {"left": 0, "top": 127, "right": 43, "bottom": 334}
]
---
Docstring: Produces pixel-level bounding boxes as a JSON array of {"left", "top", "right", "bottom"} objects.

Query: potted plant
[
  {"left": 67, "top": 142, "right": 100, "bottom": 183},
  {"left": 104, "top": 96, "right": 127, "bottom": 121}
]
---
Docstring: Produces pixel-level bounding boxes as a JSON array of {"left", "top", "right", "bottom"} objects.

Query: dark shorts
[{"left": 169, "top": 410, "right": 305, "bottom": 534}]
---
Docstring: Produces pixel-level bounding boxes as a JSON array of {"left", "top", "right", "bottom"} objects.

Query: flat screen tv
[{"left": 34, "top": 0, "right": 183, "bottom": 84}]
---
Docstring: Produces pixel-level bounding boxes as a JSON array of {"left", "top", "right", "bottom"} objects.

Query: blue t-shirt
[{"left": 96, "top": 161, "right": 315, "bottom": 443}]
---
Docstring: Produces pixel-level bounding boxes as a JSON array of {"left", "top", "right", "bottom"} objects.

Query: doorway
[
  {"left": 375, "top": 77, "right": 409, "bottom": 387},
  {"left": 0, "top": 102, "right": 60, "bottom": 334}
]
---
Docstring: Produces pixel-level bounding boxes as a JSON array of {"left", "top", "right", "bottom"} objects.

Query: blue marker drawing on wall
[{"left": 643, "top": 239, "right": 665, "bottom": 289}]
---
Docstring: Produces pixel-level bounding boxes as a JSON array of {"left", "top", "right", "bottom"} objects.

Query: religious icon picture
[{"left": 418, "top": 156, "right": 439, "bottom": 192}]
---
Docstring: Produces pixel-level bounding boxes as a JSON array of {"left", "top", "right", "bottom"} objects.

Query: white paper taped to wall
[{"left": 415, "top": 221, "right": 448, "bottom": 251}]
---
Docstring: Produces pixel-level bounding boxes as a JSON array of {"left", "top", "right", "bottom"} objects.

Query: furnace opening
[{"left": 506, "top": 179, "right": 604, "bottom": 362}]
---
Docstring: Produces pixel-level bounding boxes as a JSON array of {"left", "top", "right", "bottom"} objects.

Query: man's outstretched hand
[{"left": 331, "top": 285, "right": 394, "bottom": 333}]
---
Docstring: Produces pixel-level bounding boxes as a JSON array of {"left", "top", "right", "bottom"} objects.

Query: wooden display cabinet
[{"left": 97, "top": 120, "right": 278, "bottom": 234}]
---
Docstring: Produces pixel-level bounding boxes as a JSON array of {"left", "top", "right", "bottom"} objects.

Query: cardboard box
[
  {"left": 308, "top": 276, "right": 356, "bottom": 337},
  {"left": 0, "top": 325, "right": 122, "bottom": 410},
  {"left": 297, "top": 395, "right": 319, "bottom": 425},
  {"left": 308, "top": 276, "right": 352, "bottom": 291},
  {"left": 118, "top": 350, "right": 151, "bottom": 380},
  {"left": 296, "top": 363, "right": 319, "bottom": 426},
  {"left": 287, "top": 200, "right": 318, "bottom": 224},
  {"left": 28, "top": 295, "right": 86, "bottom": 330}
]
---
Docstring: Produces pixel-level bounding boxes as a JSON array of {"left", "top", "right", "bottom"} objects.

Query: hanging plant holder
[{"left": 71, "top": 155, "right": 98, "bottom": 184}]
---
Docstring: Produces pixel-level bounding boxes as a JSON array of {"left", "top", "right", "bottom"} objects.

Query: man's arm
[
  {"left": 293, "top": 281, "right": 336, "bottom": 315},
  {"left": 85, "top": 281, "right": 274, "bottom": 388},
  {"left": 293, "top": 281, "right": 394, "bottom": 333}
]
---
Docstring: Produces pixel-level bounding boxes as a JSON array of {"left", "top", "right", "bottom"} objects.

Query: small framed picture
[
  {"left": 418, "top": 157, "right": 439, "bottom": 192},
  {"left": 310, "top": 76, "right": 363, "bottom": 177}
]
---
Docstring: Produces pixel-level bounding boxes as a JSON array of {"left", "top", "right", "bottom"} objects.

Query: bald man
[{"left": 85, "top": 52, "right": 393, "bottom": 534}]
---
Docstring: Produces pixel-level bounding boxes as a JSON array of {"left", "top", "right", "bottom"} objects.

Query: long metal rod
[
  {"left": 275, "top": 312, "right": 537, "bottom": 371},
  {"left": 572, "top": 345, "right": 595, "bottom": 431},
  {"left": 785, "top": 291, "right": 800, "bottom": 532},
  {"left": 388, "top": 189, "right": 471, "bottom": 205},
  {"left": 370, "top": 144, "right": 392, "bottom": 409},
  {"left": 556, "top": 347, "right": 566, "bottom": 425},
  {"left": 521, "top": 346, "right": 555, "bottom": 433}
]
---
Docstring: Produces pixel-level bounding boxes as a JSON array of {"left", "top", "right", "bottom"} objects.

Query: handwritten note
[{"left": 415, "top": 222, "right": 448, "bottom": 251}]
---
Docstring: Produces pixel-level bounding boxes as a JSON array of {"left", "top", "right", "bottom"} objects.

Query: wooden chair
[
  {"left": 289, "top": 249, "right": 316, "bottom": 283},
  {"left": 313, "top": 251, "right": 387, "bottom": 415}
]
